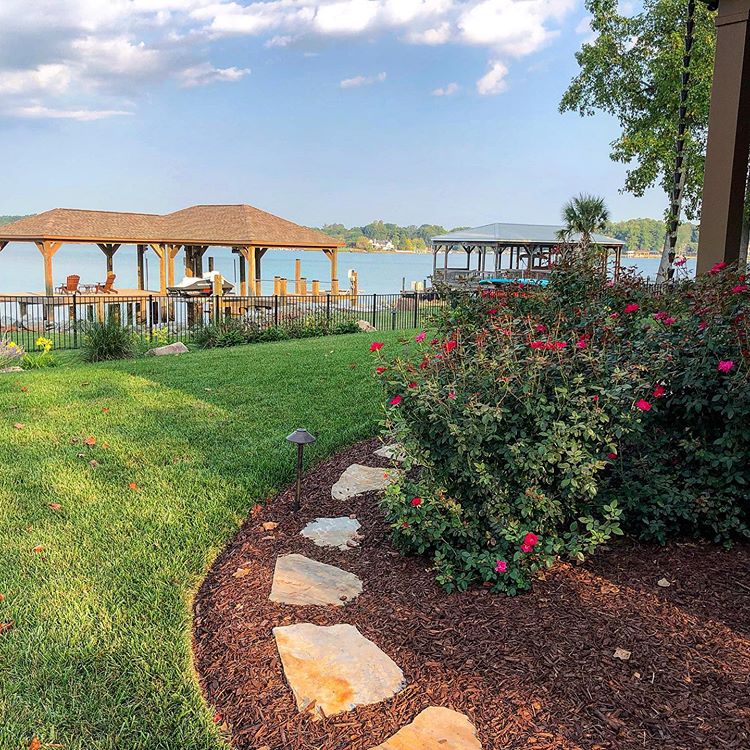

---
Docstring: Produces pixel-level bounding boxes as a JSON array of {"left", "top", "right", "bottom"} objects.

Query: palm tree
[{"left": 557, "top": 193, "right": 610, "bottom": 254}]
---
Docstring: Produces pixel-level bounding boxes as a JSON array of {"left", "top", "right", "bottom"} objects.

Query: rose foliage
[{"left": 373, "top": 258, "right": 750, "bottom": 594}]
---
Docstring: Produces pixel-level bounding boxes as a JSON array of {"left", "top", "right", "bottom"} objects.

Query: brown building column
[{"left": 697, "top": 0, "right": 750, "bottom": 274}]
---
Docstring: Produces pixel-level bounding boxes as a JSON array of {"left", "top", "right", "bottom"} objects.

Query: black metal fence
[{"left": 0, "top": 292, "right": 445, "bottom": 351}]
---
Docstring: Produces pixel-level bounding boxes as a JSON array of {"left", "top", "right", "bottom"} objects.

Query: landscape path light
[{"left": 286, "top": 428, "right": 316, "bottom": 512}]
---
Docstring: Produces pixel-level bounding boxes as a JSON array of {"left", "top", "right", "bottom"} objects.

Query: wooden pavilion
[
  {"left": 430, "top": 222, "right": 625, "bottom": 285},
  {"left": 0, "top": 204, "right": 344, "bottom": 296}
]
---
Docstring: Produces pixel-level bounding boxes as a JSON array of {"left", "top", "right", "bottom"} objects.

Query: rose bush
[{"left": 372, "top": 258, "right": 750, "bottom": 594}]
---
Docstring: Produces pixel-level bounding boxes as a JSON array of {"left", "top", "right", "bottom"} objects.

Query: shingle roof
[
  {"left": 0, "top": 205, "right": 343, "bottom": 248},
  {"left": 432, "top": 222, "right": 624, "bottom": 247}
]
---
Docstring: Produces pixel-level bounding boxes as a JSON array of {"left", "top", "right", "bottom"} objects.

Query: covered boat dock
[{"left": 431, "top": 222, "right": 625, "bottom": 285}]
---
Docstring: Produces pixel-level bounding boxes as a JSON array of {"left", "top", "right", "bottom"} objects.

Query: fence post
[
  {"left": 391, "top": 308, "right": 397, "bottom": 330},
  {"left": 274, "top": 294, "right": 279, "bottom": 327},
  {"left": 413, "top": 292, "right": 419, "bottom": 328},
  {"left": 148, "top": 295, "right": 153, "bottom": 341},
  {"left": 72, "top": 293, "right": 78, "bottom": 349},
  {"left": 371, "top": 293, "right": 377, "bottom": 327},
  {"left": 326, "top": 293, "right": 331, "bottom": 325}
]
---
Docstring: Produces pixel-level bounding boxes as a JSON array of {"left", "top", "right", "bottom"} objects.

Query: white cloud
[
  {"left": 0, "top": 0, "right": 578, "bottom": 121},
  {"left": 7, "top": 105, "right": 133, "bottom": 121},
  {"left": 432, "top": 82, "right": 459, "bottom": 96},
  {"left": 178, "top": 62, "right": 251, "bottom": 87},
  {"left": 340, "top": 71, "right": 387, "bottom": 89},
  {"left": 476, "top": 60, "right": 508, "bottom": 95}
]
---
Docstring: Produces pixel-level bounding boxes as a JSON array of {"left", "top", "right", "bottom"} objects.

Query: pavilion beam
[
  {"left": 697, "top": 0, "right": 750, "bottom": 273},
  {"left": 238, "top": 246, "right": 257, "bottom": 295},
  {"left": 149, "top": 243, "right": 168, "bottom": 295},
  {"left": 167, "top": 244, "right": 181, "bottom": 288},
  {"left": 322, "top": 248, "right": 338, "bottom": 292},
  {"left": 97, "top": 243, "right": 121, "bottom": 274},
  {"left": 34, "top": 240, "right": 64, "bottom": 296},
  {"left": 0, "top": 241, "right": 7, "bottom": 254},
  {"left": 256, "top": 248, "right": 267, "bottom": 296},
  {"left": 137, "top": 244, "right": 146, "bottom": 290}
]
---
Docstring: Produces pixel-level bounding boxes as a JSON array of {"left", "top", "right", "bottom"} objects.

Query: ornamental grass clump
[{"left": 373, "top": 258, "right": 750, "bottom": 594}]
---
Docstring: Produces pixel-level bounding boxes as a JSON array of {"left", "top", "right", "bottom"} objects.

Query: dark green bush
[
  {"left": 81, "top": 320, "right": 137, "bottom": 362},
  {"left": 193, "top": 315, "right": 359, "bottom": 349},
  {"left": 373, "top": 258, "right": 750, "bottom": 594}
]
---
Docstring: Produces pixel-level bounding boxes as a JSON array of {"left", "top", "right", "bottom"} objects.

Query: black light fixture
[{"left": 286, "top": 428, "right": 316, "bottom": 512}]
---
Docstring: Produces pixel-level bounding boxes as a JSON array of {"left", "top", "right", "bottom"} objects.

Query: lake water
[{"left": 0, "top": 244, "right": 696, "bottom": 295}]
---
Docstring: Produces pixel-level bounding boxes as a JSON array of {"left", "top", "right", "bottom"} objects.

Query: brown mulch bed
[{"left": 192, "top": 437, "right": 750, "bottom": 750}]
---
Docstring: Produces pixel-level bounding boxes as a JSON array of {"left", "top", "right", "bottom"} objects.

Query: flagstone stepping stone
[
  {"left": 374, "top": 444, "right": 406, "bottom": 462},
  {"left": 269, "top": 554, "right": 362, "bottom": 607},
  {"left": 273, "top": 623, "right": 405, "bottom": 716},
  {"left": 370, "top": 707, "right": 482, "bottom": 749},
  {"left": 300, "top": 517, "right": 362, "bottom": 550},
  {"left": 331, "top": 464, "right": 394, "bottom": 501}
]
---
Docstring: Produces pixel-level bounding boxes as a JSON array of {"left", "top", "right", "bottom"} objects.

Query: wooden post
[
  {"left": 34, "top": 240, "right": 64, "bottom": 296},
  {"left": 331, "top": 278, "right": 340, "bottom": 295},
  {"left": 97, "top": 243, "right": 121, "bottom": 274},
  {"left": 323, "top": 248, "right": 338, "bottom": 288},
  {"left": 311, "top": 279, "right": 320, "bottom": 297},
  {"left": 149, "top": 244, "right": 168, "bottom": 295},
  {"left": 248, "top": 247, "right": 257, "bottom": 295},
  {"left": 184, "top": 246, "right": 194, "bottom": 278},
  {"left": 212, "top": 273, "right": 224, "bottom": 297},
  {"left": 137, "top": 244, "right": 146, "bottom": 290},
  {"left": 279, "top": 278, "right": 288, "bottom": 296},
  {"left": 697, "top": 0, "right": 750, "bottom": 273},
  {"left": 167, "top": 244, "right": 181, "bottom": 288},
  {"left": 294, "top": 258, "right": 302, "bottom": 294},
  {"left": 299, "top": 277, "right": 307, "bottom": 296},
  {"left": 273, "top": 276, "right": 281, "bottom": 295},
  {"left": 256, "top": 248, "right": 267, "bottom": 297},
  {"left": 238, "top": 249, "right": 247, "bottom": 296}
]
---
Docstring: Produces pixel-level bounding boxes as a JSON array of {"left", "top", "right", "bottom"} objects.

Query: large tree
[{"left": 560, "top": 0, "right": 715, "bottom": 222}]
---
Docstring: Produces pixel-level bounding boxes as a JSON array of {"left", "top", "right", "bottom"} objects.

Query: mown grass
[{"left": 0, "top": 331, "right": 406, "bottom": 749}]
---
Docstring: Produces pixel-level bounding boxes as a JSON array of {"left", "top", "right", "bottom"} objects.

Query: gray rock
[
  {"left": 331, "top": 463, "right": 395, "bottom": 501},
  {"left": 300, "top": 517, "right": 362, "bottom": 550},
  {"left": 374, "top": 444, "right": 406, "bottom": 462},
  {"left": 145, "top": 341, "right": 188, "bottom": 356},
  {"left": 357, "top": 319, "right": 377, "bottom": 332},
  {"left": 269, "top": 554, "right": 362, "bottom": 607},
  {"left": 273, "top": 622, "right": 405, "bottom": 716},
  {"left": 0, "top": 366, "right": 23, "bottom": 373},
  {"left": 370, "top": 707, "right": 482, "bottom": 749}
]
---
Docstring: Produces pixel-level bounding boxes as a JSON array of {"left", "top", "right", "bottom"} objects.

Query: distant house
[{"left": 369, "top": 239, "right": 395, "bottom": 251}]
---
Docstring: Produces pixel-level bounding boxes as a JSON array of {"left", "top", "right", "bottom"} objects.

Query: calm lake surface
[{"left": 0, "top": 245, "right": 697, "bottom": 295}]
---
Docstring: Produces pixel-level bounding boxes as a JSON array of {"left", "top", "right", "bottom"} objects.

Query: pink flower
[
  {"left": 520, "top": 542, "right": 533, "bottom": 553},
  {"left": 415, "top": 331, "right": 427, "bottom": 343},
  {"left": 523, "top": 532, "right": 538, "bottom": 547},
  {"left": 408, "top": 381, "right": 418, "bottom": 389},
  {"left": 674, "top": 256, "right": 687, "bottom": 267},
  {"left": 448, "top": 391, "right": 456, "bottom": 400},
  {"left": 663, "top": 316, "right": 677, "bottom": 326},
  {"left": 430, "top": 338, "right": 439, "bottom": 346},
  {"left": 609, "top": 312, "right": 620, "bottom": 320},
  {"left": 376, "top": 366, "right": 386, "bottom": 374},
  {"left": 709, "top": 261, "right": 728, "bottom": 275},
  {"left": 530, "top": 341, "right": 545, "bottom": 349},
  {"left": 698, "top": 321, "right": 707, "bottom": 331},
  {"left": 592, "top": 395, "right": 599, "bottom": 402},
  {"left": 732, "top": 284, "right": 748, "bottom": 294},
  {"left": 718, "top": 360, "right": 735, "bottom": 373},
  {"left": 554, "top": 341, "right": 567, "bottom": 350},
  {"left": 488, "top": 308, "right": 498, "bottom": 316},
  {"left": 370, "top": 342, "right": 384, "bottom": 352},
  {"left": 389, "top": 395, "right": 403, "bottom": 406},
  {"left": 653, "top": 384, "right": 666, "bottom": 398},
  {"left": 624, "top": 303, "right": 640, "bottom": 314},
  {"left": 635, "top": 399, "right": 652, "bottom": 412},
  {"left": 495, "top": 560, "right": 507, "bottom": 574},
  {"left": 607, "top": 452, "right": 618, "bottom": 460},
  {"left": 444, "top": 340, "right": 457, "bottom": 354},
  {"left": 654, "top": 311, "right": 668, "bottom": 321},
  {"left": 411, "top": 496, "right": 422, "bottom": 507},
  {"left": 534, "top": 324, "right": 547, "bottom": 333},
  {"left": 575, "top": 337, "right": 587, "bottom": 349}
]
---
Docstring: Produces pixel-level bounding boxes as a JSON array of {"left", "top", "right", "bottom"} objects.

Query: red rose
[
  {"left": 389, "top": 395, "right": 403, "bottom": 406},
  {"left": 376, "top": 366, "right": 386, "bottom": 374},
  {"left": 370, "top": 342, "right": 384, "bottom": 352},
  {"left": 520, "top": 542, "right": 533, "bottom": 553},
  {"left": 523, "top": 532, "right": 538, "bottom": 547},
  {"left": 411, "top": 497, "right": 422, "bottom": 507}
]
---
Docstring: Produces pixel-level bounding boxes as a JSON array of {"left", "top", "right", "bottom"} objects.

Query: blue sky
[{"left": 0, "top": 0, "right": 664, "bottom": 228}]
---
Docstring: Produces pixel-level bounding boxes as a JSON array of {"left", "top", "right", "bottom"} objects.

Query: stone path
[
  {"left": 331, "top": 463, "right": 394, "bottom": 501},
  {"left": 267, "top": 459, "right": 481, "bottom": 744},
  {"left": 269, "top": 553, "right": 362, "bottom": 607},
  {"left": 370, "top": 707, "right": 482, "bottom": 749},
  {"left": 300, "top": 516, "right": 362, "bottom": 550},
  {"left": 273, "top": 623, "right": 405, "bottom": 716}
]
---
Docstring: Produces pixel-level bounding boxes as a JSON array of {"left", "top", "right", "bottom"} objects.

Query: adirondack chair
[
  {"left": 55, "top": 274, "right": 80, "bottom": 294},
  {"left": 95, "top": 272, "right": 117, "bottom": 294}
]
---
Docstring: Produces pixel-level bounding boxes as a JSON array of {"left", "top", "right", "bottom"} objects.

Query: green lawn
[{"left": 0, "top": 332, "right": 404, "bottom": 749}]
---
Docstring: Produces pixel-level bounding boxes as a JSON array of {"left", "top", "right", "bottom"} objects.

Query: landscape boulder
[
  {"left": 357, "top": 320, "right": 377, "bottom": 332},
  {"left": 145, "top": 342, "right": 188, "bottom": 356}
]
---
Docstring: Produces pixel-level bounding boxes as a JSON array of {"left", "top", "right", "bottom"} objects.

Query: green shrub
[
  {"left": 81, "top": 320, "right": 137, "bottom": 362},
  {"left": 192, "top": 314, "right": 359, "bottom": 349},
  {"left": 373, "top": 259, "right": 750, "bottom": 594},
  {"left": 21, "top": 336, "right": 56, "bottom": 369}
]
